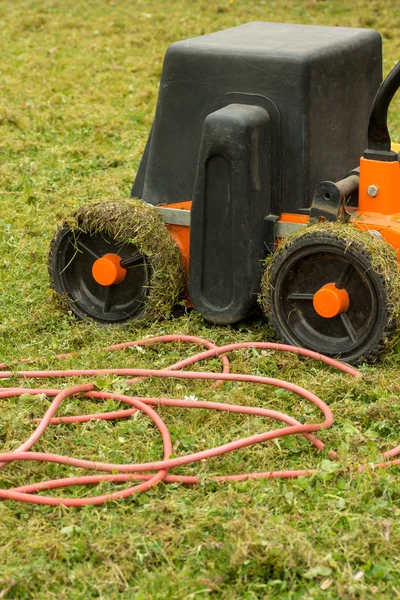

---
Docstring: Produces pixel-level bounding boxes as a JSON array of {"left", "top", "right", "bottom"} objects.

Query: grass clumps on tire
[
  {"left": 259, "top": 222, "right": 400, "bottom": 365},
  {"left": 48, "top": 199, "right": 186, "bottom": 324}
]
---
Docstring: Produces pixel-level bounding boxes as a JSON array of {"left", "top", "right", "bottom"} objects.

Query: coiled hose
[{"left": 0, "top": 335, "right": 398, "bottom": 507}]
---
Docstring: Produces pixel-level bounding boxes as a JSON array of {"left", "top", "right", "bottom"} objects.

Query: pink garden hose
[{"left": 0, "top": 335, "right": 398, "bottom": 507}]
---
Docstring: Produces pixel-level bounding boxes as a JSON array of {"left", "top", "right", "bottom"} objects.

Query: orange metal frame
[{"left": 163, "top": 200, "right": 191, "bottom": 273}]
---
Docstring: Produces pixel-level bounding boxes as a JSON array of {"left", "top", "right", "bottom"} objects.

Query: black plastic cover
[{"left": 132, "top": 21, "right": 382, "bottom": 214}]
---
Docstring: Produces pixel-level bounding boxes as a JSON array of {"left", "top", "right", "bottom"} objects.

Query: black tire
[
  {"left": 48, "top": 199, "right": 186, "bottom": 324},
  {"left": 259, "top": 223, "right": 400, "bottom": 364}
]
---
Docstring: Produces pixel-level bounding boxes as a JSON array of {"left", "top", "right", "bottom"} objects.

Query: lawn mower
[{"left": 48, "top": 22, "right": 400, "bottom": 365}]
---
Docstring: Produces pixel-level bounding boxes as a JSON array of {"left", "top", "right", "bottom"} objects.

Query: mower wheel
[
  {"left": 259, "top": 223, "right": 400, "bottom": 364},
  {"left": 48, "top": 199, "right": 186, "bottom": 324}
]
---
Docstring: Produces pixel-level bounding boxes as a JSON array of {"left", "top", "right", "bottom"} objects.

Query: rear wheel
[
  {"left": 259, "top": 223, "right": 400, "bottom": 364},
  {"left": 48, "top": 200, "right": 186, "bottom": 324}
]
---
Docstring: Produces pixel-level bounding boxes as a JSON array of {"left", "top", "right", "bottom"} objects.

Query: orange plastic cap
[
  {"left": 313, "top": 283, "right": 349, "bottom": 319},
  {"left": 92, "top": 254, "right": 126, "bottom": 286}
]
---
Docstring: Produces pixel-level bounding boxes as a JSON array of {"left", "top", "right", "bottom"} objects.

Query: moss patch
[{"left": 55, "top": 198, "right": 186, "bottom": 321}]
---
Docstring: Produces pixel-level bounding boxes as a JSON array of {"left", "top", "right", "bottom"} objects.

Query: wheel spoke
[
  {"left": 287, "top": 293, "right": 314, "bottom": 301},
  {"left": 77, "top": 239, "right": 101, "bottom": 260},
  {"left": 336, "top": 263, "right": 353, "bottom": 289},
  {"left": 340, "top": 312, "right": 358, "bottom": 343},
  {"left": 103, "top": 286, "right": 113, "bottom": 314},
  {"left": 120, "top": 251, "right": 144, "bottom": 268}
]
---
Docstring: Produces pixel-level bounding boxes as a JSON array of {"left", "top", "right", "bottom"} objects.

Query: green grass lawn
[{"left": 1, "top": 1, "right": 400, "bottom": 598}]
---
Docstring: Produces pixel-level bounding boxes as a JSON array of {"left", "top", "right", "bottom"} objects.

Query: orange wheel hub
[
  {"left": 92, "top": 254, "right": 126, "bottom": 286},
  {"left": 313, "top": 283, "right": 349, "bottom": 319}
]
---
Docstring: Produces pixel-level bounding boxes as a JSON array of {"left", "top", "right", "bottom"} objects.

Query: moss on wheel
[
  {"left": 49, "top": 199, "right": 186, "bottom": 323},
  {"left": 259, "top": 222, "right": 400, "bottom": 364}
]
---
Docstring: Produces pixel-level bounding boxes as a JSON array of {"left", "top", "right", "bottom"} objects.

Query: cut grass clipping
[{"left": 48, "top": 198, "right": 186, "bottom": 322}]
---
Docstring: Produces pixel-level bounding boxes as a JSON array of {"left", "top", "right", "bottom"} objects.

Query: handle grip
[{"left": 367, "top": 61, "right": 400, "bottom": 151}]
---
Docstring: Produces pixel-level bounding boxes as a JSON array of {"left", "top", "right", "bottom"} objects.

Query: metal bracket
[
  {"left": 310, "top": 172, "right": 359, "bottom": 224},
  {"left": 154, "top": 206, "right": 191, "bottom": 226}
]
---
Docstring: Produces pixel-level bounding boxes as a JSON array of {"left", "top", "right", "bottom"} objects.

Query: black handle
[{"left": 367, "top": 61, "right": 400, "bottom": 151}]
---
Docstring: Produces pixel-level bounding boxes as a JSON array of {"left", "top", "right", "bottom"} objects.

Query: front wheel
[
  {"left": 259, "top": 223, "right": 400, "bottom": 364},
  {"left": 48, "top": 199, "right": 186, "bottom": 324}
]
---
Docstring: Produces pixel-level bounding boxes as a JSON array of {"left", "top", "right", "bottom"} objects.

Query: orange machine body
[
  {"left": 163, "top": 201, "right": 191, "bottom": 273},
  {"left": 351, "top": 145, "right": 400, "bottom": 259}
]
